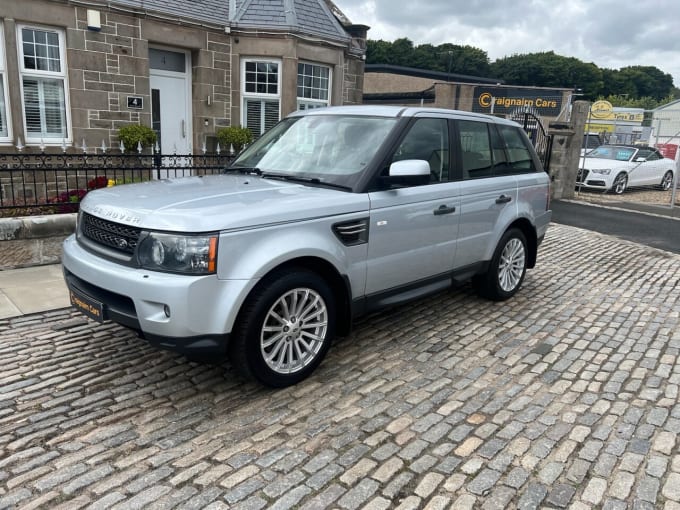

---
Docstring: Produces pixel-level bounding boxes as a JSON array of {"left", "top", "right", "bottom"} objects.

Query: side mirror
[
  {"left": 377, "top": 159, "right": 431, "bottom": 187},
  {"left": 389, "top": 159, "right": 431, "bottom": 177},
  {"left": 634, "top": 157, "right": 647, "bottom": 162}
]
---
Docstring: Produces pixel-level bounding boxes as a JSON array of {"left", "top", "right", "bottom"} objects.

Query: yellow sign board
[
  {"left": 584, "top": 123, "right": 615, "bottom": 133},
  {"left": 589, "top": 100, "right": 644, "bottom": 123},
  {"left": 590, "top": 100, "right": 613, "bottom": 119}
]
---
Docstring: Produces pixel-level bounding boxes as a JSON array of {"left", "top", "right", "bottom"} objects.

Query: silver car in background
[{"left": 62, "top": 106, "right": 552, "bottom": 387}]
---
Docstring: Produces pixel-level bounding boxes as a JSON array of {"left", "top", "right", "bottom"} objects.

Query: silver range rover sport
[{"left": 63, "top": 106, "right": 552, "bottom": 387}]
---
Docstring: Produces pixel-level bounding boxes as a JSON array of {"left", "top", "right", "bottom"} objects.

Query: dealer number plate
[{"left": 69, "top": 287, "right": 105, "bottom": 323}]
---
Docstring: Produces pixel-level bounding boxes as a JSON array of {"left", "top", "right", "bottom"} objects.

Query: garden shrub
[
  {"left": 118, "top": 124, "right": 157, "bottom": 152},
  {"left": 216, "top": 125, "right": 253, "bottom": 153}
]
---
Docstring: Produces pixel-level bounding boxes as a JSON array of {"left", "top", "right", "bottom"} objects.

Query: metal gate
[{"left": 510, "top": 109, "right": 553, "bottom": 171}]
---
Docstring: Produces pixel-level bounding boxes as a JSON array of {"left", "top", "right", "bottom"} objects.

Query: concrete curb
[{"left": 0, "top": 213, "right": 76, "bottom": 269}]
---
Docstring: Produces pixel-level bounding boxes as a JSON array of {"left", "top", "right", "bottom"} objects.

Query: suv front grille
[
  {"left": 576, "top": 169, "right": 589, "bottom": 183},
  {"left": 81, "top": 212, "right": 141, "bottom": 255}
]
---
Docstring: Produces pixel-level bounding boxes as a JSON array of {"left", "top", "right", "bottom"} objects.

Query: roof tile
[{"left": 105, "top": 0, "right": 350, "bottom": 43}]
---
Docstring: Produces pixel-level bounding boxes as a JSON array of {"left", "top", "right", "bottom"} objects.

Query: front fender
[{"left": 215, "top": 214, "right": 369, "bottom": 333}]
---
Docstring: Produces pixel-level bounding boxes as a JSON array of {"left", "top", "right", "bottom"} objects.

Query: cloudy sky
[{"left": 338, "top": 0, "right": 680, "bottom": 89}]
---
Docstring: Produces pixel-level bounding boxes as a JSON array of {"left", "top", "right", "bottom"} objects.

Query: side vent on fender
[{"left": 332, "top": 218, "right": 369, "bottom": 246}]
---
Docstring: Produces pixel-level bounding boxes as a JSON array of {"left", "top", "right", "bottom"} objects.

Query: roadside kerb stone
[{"left": 0, "top": 224, "right": 680, "bottom": 508}]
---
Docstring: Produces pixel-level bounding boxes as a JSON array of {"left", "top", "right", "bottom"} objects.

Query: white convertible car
[{"left": 576, "top": 145, "right": 676, "bottom": 194}]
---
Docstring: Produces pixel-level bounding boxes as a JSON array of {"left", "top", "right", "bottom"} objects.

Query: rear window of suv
[
  {"left": 459, "top": 121, "right": 537, "bottom": 179},
  {"left": 496, "top": 125, "right": 536, "bottom": 173}
]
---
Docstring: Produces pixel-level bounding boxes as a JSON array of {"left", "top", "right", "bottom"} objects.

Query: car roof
[{"left": 288, "top": 105, "right": 519, "bottom": 126}]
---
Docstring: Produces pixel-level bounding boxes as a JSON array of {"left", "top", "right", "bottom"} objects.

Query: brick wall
[
  {"left": 69, "top": 8, "right": 147, "bottom": 150},
  {"left": 364, "top": 73, "right": 436, "bottom": 94},
  {"left": 343, "top": 58, "right": 365, "bottom": 105},
  {"left": 68, "top": 7, "right": 232, "bottom": 153}
]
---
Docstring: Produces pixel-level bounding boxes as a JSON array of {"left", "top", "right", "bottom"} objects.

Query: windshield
[
  {"left": 587, "top": 146, "right": 635, "bottom": 161},
  {"left": 230, "top": 114, "right": 398, "bottom": 188}
]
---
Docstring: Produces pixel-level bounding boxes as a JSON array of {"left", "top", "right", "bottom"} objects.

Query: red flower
[{"left": 87, "top": 176, "right": 109, "bottom": 190}]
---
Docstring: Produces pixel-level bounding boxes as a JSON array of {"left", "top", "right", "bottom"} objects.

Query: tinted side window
[
  {"left": 497, "top": 125, "right": 537, "bottom": 173},
  {"left": 635, "top": 149, "right": 651, "bottom": 160},
  {"left": 391, "top": 118, "right": 450, "bottom": 183},
  {"left": 489, "top": 124, "right": 509, "bottom": 174},
  {"left": 459, "top": 120, "right": 492, "bottom": 179},
  {"left": 647, "top": 150, "right": 661, "bottom": 161}
]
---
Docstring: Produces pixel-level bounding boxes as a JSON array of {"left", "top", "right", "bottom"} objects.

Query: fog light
[{"left": 164, "top": 305, "right": 171, "bottom": 318}]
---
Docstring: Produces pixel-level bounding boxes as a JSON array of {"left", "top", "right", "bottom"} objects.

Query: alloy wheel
[
  {"left": 662, "top": 172, "right": 673, "bottom": 191},
  {"left": 498, "top": 238, "right": 526, "bottom": 292},
  {"left": 260, "top": 287, "right": 328, "bottom": 374}
]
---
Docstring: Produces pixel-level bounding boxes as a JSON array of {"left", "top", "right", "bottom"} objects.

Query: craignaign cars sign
[{"left": 473, "top": 87, "right": 564, "bottom": 116}]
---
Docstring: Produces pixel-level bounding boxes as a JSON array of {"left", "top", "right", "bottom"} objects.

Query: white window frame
[
  {"left": 296, "top": 62, "right": 331, "bottom": 111},
  {"left": 17, "top": 23, "right": 71, "bottom": 145},
  {"left": 0, "top": 23, "right": 11, "bottom": 143},
  {"left": 241, "top": 58, "right": 281, "bottom": 137}
]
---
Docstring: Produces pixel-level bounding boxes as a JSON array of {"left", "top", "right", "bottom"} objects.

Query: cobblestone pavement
[{"left": 1, "top": 223, "right": 680, "bottom": 510}]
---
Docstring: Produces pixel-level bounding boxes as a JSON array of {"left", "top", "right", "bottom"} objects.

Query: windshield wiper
[
  {"left": 261, "top": 173, "right": 352, "bottom": 192},
  {"left": 224, "top": 167, "right": 262, "bottom": 175}
]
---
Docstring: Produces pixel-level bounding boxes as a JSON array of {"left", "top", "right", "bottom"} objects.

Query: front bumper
[
  {"left": 576, "top": 169, "right": 613, "bottom": 190},
  {"left": 62, "top": 235, "right": 254, "bottom": 356}
]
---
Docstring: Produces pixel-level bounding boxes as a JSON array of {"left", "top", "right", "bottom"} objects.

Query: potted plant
[
  {"left": 118, "top": 124, "right": 157, "bottom": 152},
  {"left": 216, "top": 125, "right": 253, "bottom": 153}
]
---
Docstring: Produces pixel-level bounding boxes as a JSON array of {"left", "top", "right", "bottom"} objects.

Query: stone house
[{"left": 0, "top": 0, "right": 367, "bottom": 154}]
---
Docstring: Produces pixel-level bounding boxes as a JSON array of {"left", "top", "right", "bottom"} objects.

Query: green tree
[
  {"left": 389, "top": 38, "right": 415, "bottom": 66},
  {"left": 436, "top": 43, "right": 491, "bottom": 77},
  {"left": 366, "top": 39, "right": 393, "bottom": 65},
  {"left": 600, "top": 69, "right": 636, "bottom": 98},
  {"left": 601, "top": 94, "right": 676, "bottom": 110},
  {"left": 411, "top": 43, "right": 438, "bottom": 71},
  {"left": 617, "top": 66, "right": 674, "bottom": 100},
  {"left": 366, "top": 39, "right": 491, "bottom": 77},
  {"left": 489, "top": 51, "right": 603, "bottom": 98}
]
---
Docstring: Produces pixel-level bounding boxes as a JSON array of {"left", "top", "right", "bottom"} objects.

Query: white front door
[{"left": 149, "top": 48, "right": 192, "bottom": 177}]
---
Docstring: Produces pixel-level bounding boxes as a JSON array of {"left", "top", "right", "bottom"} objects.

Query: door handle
[
  {"left": 181, "top": 119, "right": 186, "bottom": 138},
  {"left": 496, "top": 194, "right": 512, "bottom": 204},
  {"left": 433, "top": 205, "right": 456, "bottom": 215}
]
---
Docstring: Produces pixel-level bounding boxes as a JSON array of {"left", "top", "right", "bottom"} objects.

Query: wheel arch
[
  {"left": 237, "top": 256, "right": 353, "bottom": 338},
  {"left": 506, "top": 217, "right": 538, "bottom": 268}
]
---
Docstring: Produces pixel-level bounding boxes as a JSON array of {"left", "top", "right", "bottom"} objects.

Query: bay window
[
  {"left": 297, "top": 62, "right": 330, "bottom": 110},
  {"left": 0, "top": 23, "right": 9, "bottom": 142},
  {"left": 18, "top": 25, "right": 69, "bottom": 143},
  {"left": 242, "top": 59, "right": 280, "bottom": 137}
]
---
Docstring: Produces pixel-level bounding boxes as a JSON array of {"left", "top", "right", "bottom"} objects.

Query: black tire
[
  {"left": 475, "top": 228, "right": 528, "bottom": 301},
  {"left": 611, "top": 173, "right": 628, "bottom": 194},
  {"left": 229, "top": 268, "right": 335, "bottom": 388},
  {"left": 660, "top": 170, "right": 673, "bottom": 191}
]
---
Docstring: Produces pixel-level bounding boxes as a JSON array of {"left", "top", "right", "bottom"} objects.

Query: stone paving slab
[{"left": 0, "top": 223, "right": 679, "bottom": 509}]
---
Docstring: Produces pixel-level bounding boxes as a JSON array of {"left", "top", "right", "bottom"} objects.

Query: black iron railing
[{"left": 0, "top": 152, "right": 235, "bottom": 216}]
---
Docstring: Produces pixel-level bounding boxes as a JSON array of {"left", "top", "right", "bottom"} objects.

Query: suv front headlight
[
  {"left": 590, "top": 168, "right": 612, "bottom": 175},
  {"left": 138, "top": 233, "right": 218, "bottom": 274}
]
